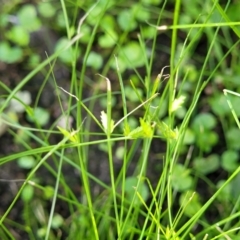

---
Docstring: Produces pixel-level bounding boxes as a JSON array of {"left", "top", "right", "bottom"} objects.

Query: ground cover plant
[{"left": 1, "top": 0, "right": 240, "bottom": 239}]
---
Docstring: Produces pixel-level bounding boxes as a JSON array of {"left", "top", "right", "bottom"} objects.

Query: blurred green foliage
[{"left": 1, "top": 0, "right": 240, "bottom": 238}]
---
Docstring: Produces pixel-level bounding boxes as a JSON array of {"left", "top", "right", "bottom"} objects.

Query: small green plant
[{"left": 0, "top": 4, "right": 42, "bottom": 63}]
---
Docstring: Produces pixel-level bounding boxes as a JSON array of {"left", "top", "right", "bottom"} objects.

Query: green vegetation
[{"left": 1, "top": 0, "right": 240, "bottom": 239}]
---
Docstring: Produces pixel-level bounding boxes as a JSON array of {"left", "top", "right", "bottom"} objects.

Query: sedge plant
[{"left": 1, "top": 0, "right": 240, "bottom": 239}]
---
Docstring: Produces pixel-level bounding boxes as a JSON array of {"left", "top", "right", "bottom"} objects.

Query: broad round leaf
[
  {"left": 226, "top": 127, "right": 240, "bottom": 150},
  {"left": 179, "top": 191, "right": 202, "bottom": 217},
  {"left": 221, "top": 150, "right": 238, "bottom": 172},
  {"left": 171, "top": 164, "right": 193, "bottom": 192},
  {"left": 117, "top": 10, "right": 137, "bottom": 31},
  {"left": 0, "top": 42, "right": 23, "bottom": 63},
  {"left": 124, "top": 177, "right": 149, "bottom": 206},
  {"left": 6, "top": 26, "right": 29, "bottom": 46},
  {"left": 18, "top": 4, "right": 41, "bottom": 31},
  {"left": 119, "top": 42, "right": 146, "bottom": 69},
  {"left": 17, "top": 156, "right": 35, "bottom": 169},
  {"left": 193, "top": 155, "right": 220, "bottom": 174},
  {"left": 192, "top": 113, "right": 217, "bottom": 131},
  {"left": 51, "top": 214, "right": 64, "bottom": 229},
  {"left": 38, "top": 2, "right": 55, "bottom": 18},
  {"left": 21, "top": 185, "right": 34, "bottom": 202},
  {"left": 27, "top": 107, "right": 50, "bottom": 126},
  {"left": 98, "top": 30, "right": 118, "bottom": 48},
  {"left": 209, "top": 94, "right": 230, "bottom": 117},
  {"left": 183, "top": 128, "right": 195, "bottom": 145},
  {"left": 86, "top": 51, "right": 103, "bottom": 70}
]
